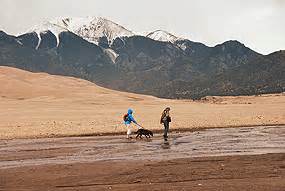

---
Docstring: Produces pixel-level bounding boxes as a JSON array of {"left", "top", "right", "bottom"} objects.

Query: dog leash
[{"left": 135, "top": 123, "right": 144, "bottom": 129}]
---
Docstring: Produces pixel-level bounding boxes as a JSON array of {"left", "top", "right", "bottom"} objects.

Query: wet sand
[
  {"left": 1, "top": 154, "right": 284, "bottom": 191},
  {"left": 1, "top": 126, "right": 285, "bottom": 190}
]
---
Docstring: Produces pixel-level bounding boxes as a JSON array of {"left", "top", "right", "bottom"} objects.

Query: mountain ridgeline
[{"left": 0, "top": 17, "right": 284, "bottom": 99}]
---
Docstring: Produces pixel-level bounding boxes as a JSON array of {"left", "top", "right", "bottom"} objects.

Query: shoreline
[{"left": 1, "top": 123, "right": 285, "bottom": 140}]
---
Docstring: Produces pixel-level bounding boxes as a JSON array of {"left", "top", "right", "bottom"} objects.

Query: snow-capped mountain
[
  {"left": 26, "top": 16, "right": 135, "bottom": 47},
  {"left": 25, "top": 17, "right": 189, "bottom": 49},
  {"left": 146, "top": 30, "right": 183, "bottom": 43}
]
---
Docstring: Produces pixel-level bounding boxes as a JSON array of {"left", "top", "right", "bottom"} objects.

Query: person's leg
[
  {"left": 163, "top": 121, "right": 169, "bottom": 140},
  {"left": 166, "top": 122, "right": 169, "bottom": 136},
  {"left": 126, "top": 124, "right": 132, "bottom": 138}
]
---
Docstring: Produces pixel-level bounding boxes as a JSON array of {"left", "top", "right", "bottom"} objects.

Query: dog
[{"left": 136, "top": 128, "right": 153, "bottom": 139}]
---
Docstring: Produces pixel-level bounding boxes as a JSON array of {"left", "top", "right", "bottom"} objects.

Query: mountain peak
[
  {"left": 25, "top": 16, "right": 135, "bottom": 47},
  {"left": 0, "top": 30, "right": 7, "bottom": 35},
  {"left": 213, "top": 40, "right": 261, "bottom": 55},
  {"left": 146, "top": 30, "right": 183, "bottom": 43},
  {"left": 215, "top": 40, "right": 247, "bottom": 49}
]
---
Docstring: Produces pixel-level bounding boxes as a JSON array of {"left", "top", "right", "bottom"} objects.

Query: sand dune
[
  {"left": 0, "top": 66, "right": 284, "bottom": 139},
  {"left": 0, "top": 66, "right": 158, "bottom": 101}
]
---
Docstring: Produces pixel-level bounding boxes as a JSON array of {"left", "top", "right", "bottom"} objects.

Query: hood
[{"left": 128, "top": 109, "right": 133, "bottom": 114}]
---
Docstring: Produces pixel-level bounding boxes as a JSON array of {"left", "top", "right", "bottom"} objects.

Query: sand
[{"left": 0, "top": 66, "right": 284, "bottom": 139}]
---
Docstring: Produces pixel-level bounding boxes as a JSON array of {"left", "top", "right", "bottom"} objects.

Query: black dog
[{"left": 136, "top": 128, "right": 153, "bottom": 139}]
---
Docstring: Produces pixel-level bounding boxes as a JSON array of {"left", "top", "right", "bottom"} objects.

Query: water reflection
[{"left": 161, "top": 141, "right": 171, "bottom": 149}]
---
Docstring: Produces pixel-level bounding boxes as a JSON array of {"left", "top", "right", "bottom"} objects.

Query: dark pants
[{"left": 163, "top": 121, "right": 169, "bottom": 140}]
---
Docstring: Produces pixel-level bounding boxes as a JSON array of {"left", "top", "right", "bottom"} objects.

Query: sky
[{"left": 0, "top": 0, "right": 284, "bottom": 54}]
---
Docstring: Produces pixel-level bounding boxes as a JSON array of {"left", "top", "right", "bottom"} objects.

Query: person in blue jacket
[{"left": 124, "top": 109, "right": 139, "bottom": 139}]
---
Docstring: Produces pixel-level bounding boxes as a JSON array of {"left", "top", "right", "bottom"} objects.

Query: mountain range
[{"left": 0, "top": 16, "right": 284, "bottom": 99}]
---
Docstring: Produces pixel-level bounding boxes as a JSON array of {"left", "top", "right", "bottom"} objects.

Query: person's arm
[
  {"left": 129, "top": 115, "right": 137, "bottom": 124},
  {"left": 160, "top": 112, "right": 166, "bottom": 124}
]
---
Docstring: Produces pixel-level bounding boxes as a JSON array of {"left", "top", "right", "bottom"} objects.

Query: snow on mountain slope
[
  {"left": 28, "top": 21, "right": 67, "bottom": 48},
  {"left": 104, "top": 48, "right": 119, "bottom": 63},
  {"left": 72, "top": 17, "right": 134, "bottom": 44},
  {"left": 25, "top": 17, "right": 188, "bottom": 50},
  {"left": 146, "top": 30, "right": 183, "bottom": 43},
  {"left": 26, "top": 16, "right": 135, "bottom": 48}
]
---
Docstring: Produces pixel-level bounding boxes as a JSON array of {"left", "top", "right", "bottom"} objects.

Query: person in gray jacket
[{"left": 160, "top": 107, "right": 171, "bottom": 141}]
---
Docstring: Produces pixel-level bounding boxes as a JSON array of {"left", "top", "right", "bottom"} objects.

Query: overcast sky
[{"left": 0, "top": 0, "right": 284, "bottom": 54}]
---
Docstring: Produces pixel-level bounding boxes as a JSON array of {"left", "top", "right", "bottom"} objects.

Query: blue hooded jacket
[{"left": 125, "top": 109, "right": 137, "bottom": 125}]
